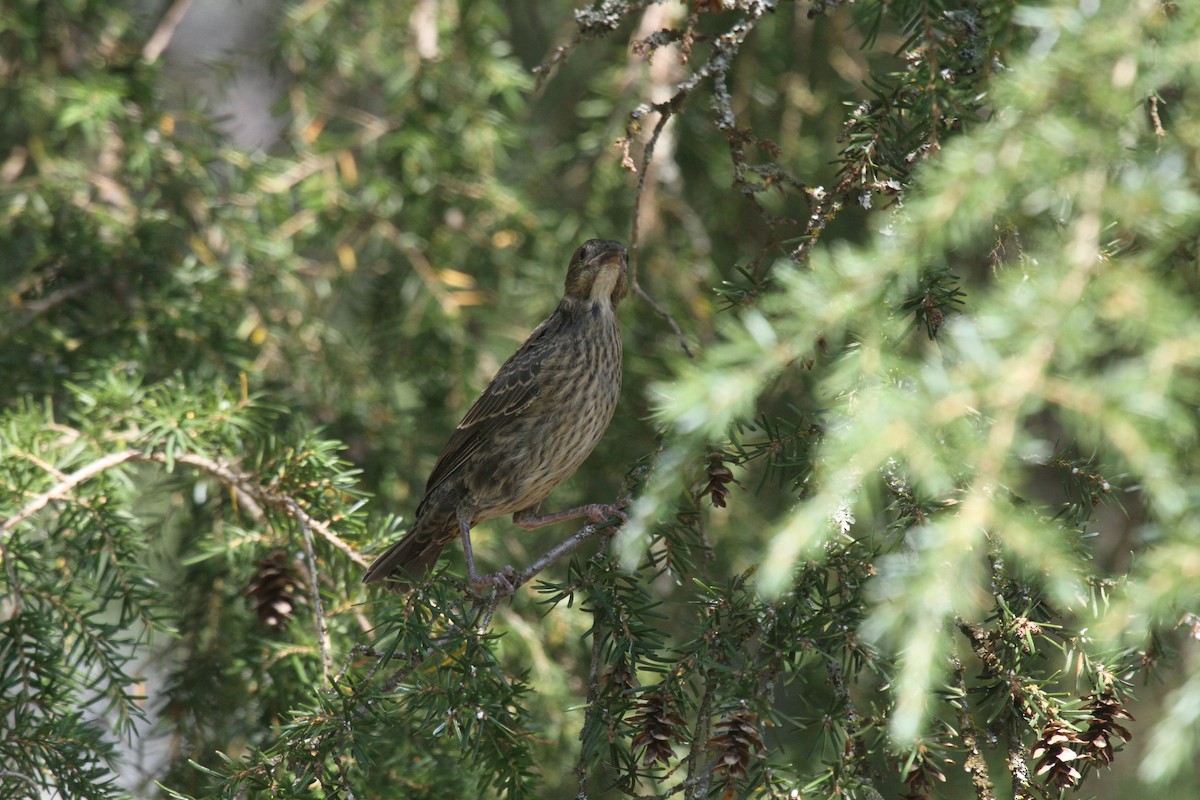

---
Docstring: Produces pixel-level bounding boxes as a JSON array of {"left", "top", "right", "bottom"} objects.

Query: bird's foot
[
  {"left": 583, "top": 501, "right": 629, "bottom": 526},
  {"left": 513, "top": 500, "right": 630, "bottom": 531},
  {"left": 469, "top": 564, "right": 517, "bottom": 597}
]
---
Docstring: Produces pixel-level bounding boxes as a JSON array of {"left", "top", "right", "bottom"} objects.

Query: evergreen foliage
[{"left": 2, "top": 0, "right": 1198, "bottom": 798}]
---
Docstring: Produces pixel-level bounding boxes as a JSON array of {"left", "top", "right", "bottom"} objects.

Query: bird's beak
[
  {"left": 585, "top": 247, "right": 629, "bottom": 305},
  {"left": 595, "top": 249, "right": 627, "bottom": 272}
]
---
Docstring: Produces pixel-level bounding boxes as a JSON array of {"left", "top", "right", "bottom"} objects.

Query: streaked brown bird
[{"left": 363, "top": 239, "right": 629, "bottom": 591}]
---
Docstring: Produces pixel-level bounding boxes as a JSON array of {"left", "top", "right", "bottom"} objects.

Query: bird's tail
[{"left": 362, "top": 514, "right": 457, "bottom": 587}]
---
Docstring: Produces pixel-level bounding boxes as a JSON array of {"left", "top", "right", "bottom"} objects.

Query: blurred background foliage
[{"left": 2, "top": 0, "right": 1199, "bottom": 798}]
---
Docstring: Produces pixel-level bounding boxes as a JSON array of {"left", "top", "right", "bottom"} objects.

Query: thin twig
[
  {"left": 293, "top": 498, "right": 332, "bottom": 684},
  {"left": 142, "top": 0, "right": 196, "bottom": 63},
  {"left": 635, "top": 284, "right": 692, "bottom": 357},
  {"left": 531, "top": 1, "right": 654, "bottom": 87},
  {"left": 12, "top": 450, "right": 69, "bottom": 482},
  {"left": 621, "top": 6, "right": 782, "bottom": 359},
  {"left": 682, "top": 668, "right": 716, "bottom": 799},
  {"left": 1147, "top": 93, "right": 1166, "bottom": 151},
  {"left": 334, "top": 645, "right": 384, "bottom": 686},
  {"left": 376, "top": 220, "right": 464, "bottom": 317},
  {"left": 0, "top": 536, "right": 23, "bottom": 616},
  {"left": 478, "top": 511, "right": 624, "bottom": 629},
  {"left": 628, "top": 103, "right": 695, "bottom": 360},
  {"left": 534, "top": 40, "right": 581, "bottom": 88},
  {"left": 379, "top": 644, "right": 434, "bottom": 696},
  {"left": 512, "top": 517, "right": 621, "bottom": 591},
  {"left": 628, "top": 103, "right": 674, "bottom": 270}
]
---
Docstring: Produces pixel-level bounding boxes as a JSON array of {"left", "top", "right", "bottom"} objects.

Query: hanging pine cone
[
  {"left": 922, "top": 292, "right": 946, "bottom": 336},
  {"left": 701, "top": 452, "right": 743, "bottom": 509},
  {"left": 601, "top": 656, "right": 637, "bottom": 695},
  {"left": 629, "top": 691, "right": 687, "bottom": 768},
  {"left": 707, "top": 708, "right": 764, "bottom": 783},
  {"left": 1078, "top": 692, "right": 1134, "bottom": 766},
  {"left": 1031, "top": 719, "right": 1084, "bottom": 790},
  {"left": 900, "top": 744, "right": 950, "bottom": 800},
  {"left": 244, "top": 551, "right": 304, "bottom": 631}
]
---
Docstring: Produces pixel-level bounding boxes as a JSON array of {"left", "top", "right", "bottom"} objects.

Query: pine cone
[
  {"left": 1031, "top": 719, "right": 1084, "bottom": 789},
  {"left": 707, "top": 709, "right": 764, "bottom": 782},
  {"left": 1079, "top": 692, "right": 1134, "bottom": 766},
  {"left": 244, "top": 551, "right": 303, "bottom": 631},
  {"left": 701, "top": 453, "right": 743, "bottom": 509},
  {"left": 629, "top": 691, "right": 687, "bottom": 768},
  {"left": 601, "top": 657, "right": 638, "bottom": 695},
  {"left": 901, "top": 744, "right": 950, "bottom": 800}
]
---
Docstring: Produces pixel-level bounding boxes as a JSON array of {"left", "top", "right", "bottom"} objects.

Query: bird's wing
[{"left": 417, "top": 310, "right": 565, "bottom": 508}]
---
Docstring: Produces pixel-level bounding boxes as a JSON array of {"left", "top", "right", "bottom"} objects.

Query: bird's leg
[
  {"left": 458, "top": 513, "right": 516, "bottom": 596},
  {"left": 512, "top": 499, "right": 629, "bottom": 531}
]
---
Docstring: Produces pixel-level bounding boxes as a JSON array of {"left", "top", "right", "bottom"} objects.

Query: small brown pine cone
[
  {"left": 629, "top": 691, "right": 687, "bottom": 768},
  {"left": 602, "top": 657, "right": 638, "bottom": 695},
  {"left": 707, "top": 709, "right": 764, "bottom": 781},
  {"left": 901, "top": 745, "right": 950, "bottom": 800},
  {"left": 1079, "top": 692, "right": 1134, "bottom": 765},
  {"left": 701, "top": 453, "right": 743, "bottom": 509},
  {"left": 244, "top": 551, "right": 303, "bottom": 631},
  {"left": 1031, "top": 720, "right": 1084, "bottom": 790}
]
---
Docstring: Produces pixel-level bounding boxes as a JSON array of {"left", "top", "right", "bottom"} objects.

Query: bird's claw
[
  {"left": 469, "top": 565, "right": 517, "bottom": 597},
  {"left": 586, "top": 501, "right": 629, "bottom": 526}
]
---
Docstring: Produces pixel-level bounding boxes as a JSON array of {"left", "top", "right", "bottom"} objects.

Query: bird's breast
[{"left": 467, "top": 311, "right": 622, "bottom": 518}]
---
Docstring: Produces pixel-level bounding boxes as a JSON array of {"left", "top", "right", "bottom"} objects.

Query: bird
[{"left": 363, "top": 239, "right": 629, "bottom": 592}]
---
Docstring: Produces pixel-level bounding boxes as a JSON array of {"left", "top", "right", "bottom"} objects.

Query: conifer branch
[
  {"left": 1, "top": 449, "right": 141, "bottom": 536},
  {"left": 1, "top": 447, "right": 370, "bottom": 568}
]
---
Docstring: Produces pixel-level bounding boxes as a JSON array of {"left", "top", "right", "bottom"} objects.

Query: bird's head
[{"left": 564, "top": 239, "right": 628, "bottom": 308}]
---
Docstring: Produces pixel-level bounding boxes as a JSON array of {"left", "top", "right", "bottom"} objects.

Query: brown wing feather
[{"left": 416, "top": 307, "right": 566, "bottom": 510}]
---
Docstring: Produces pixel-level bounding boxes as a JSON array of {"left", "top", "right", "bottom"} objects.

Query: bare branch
[
  {"left": 293, "top": 498, "right": 333, "bottom": 684},
  {"left": 1008, "top": 736, "right": 1035, "bottom": 800},
  {"left": 531, "top": 0, "right": 654, "bottom": 86},
  {"left": 1147, "top": 93, "right": 1166, "bottom": 147},
  {"left": 682, "top": 666, "right": 716, "bottom": 798},
  {"left": 142, "top": 0, "right": 196, "bottom": 63},
  {"left": 627, "top": 104, "right": 695, "bottom": 360},
  {"left": 621, "top": 4, "right": 786, "bottom": 358},
  {"left": 512, "top": 517, "right": 618, "bottom": 591},
  {"left": 334, "top": 644, "right": 385, "bottom": 687},
  {"left": 952, "top": 657, "right": 997, "bottom": 800}
]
